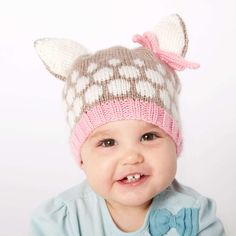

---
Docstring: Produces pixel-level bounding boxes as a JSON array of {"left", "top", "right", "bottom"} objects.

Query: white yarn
[
  {"left": 160, "top": 88, "right": 171, "bottom": 110},
  {"left": 118, "top": 66, "right": 140, "bottom": 79},
  {"left": 84, "top": 84, "right": 103, "bottom": 104},
  {"left": 108, "top": 79, "right": 131, "bottom": 96},
  {"left": 108, "top": 58, "right": 121, "bottom": 66},
  {"left": 34, "top": 38, "right": 89, "bottom": 79},
  {"left": 145, "top": 68, "right": 165, "bottom": 85},
  {"left": 136, "top": 81, "right": 156, "bottom": 98},
  {"left": 93, "top": 67, "right": 114, "bottom": 83},
  {"left": 153, "top": 14, "right": 187, "bottom": 57},
  {"left": 87, "top": 63, "right": 98, "bottom": 73},
  {"left": 75, "top": 76, "right": 90, "bottom": 94}
]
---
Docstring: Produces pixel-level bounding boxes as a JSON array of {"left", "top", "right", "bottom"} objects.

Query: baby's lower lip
[{"left": 117, "top": 175, "right": 148, "bottom": 187}]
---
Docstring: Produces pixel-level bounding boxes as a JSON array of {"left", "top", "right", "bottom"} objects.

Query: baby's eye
[
  {"left": 141, "top": 132, "right": 159, "bottom": 141},
  {"left": 98, "top": 139, "right": 116, "bottom": 147}
]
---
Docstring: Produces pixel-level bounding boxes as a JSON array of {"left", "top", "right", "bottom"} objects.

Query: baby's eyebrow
[
  {"left": 89, "top": 130, "right": 112, "bottom": 140},
  {"left": 143, "top": 124, "right": 166, "bottom": 135},
  {"left": 144, "top": 123, "right": 161, "bottom": 130}
]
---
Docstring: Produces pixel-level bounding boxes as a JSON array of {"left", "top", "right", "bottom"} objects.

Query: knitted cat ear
[
  {"left": 133, "top": 14, "right": 199, "bottom": 71},
  {"left": 152, "top": 14, "right": 188, "bottom": 57},
  {"left": 34, "top": 38, "right": 89, "bottom": 81}
]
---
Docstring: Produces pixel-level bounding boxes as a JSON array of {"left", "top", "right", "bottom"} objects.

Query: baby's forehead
[{"left": 88, "top": 120, "right": 163, "bottom": 138}]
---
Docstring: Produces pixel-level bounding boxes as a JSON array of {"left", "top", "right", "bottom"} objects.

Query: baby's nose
[{"left": 120, "top": 150, "right": 144, "bottom": 166}]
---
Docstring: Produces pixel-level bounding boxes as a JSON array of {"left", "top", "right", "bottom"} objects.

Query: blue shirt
[{"left": 29, "top": 179, "right": 225, "bottom": 236}]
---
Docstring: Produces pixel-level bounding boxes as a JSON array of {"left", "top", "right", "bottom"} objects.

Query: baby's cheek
[
  {"left": 166, "top": 161, "right": 177, "bottom": 182},
  {"left": 88, "top": 174, "right": 112, "bottom": 197},
  {"left": 155, "top": 155, "right": 177, "bottom": 177}
]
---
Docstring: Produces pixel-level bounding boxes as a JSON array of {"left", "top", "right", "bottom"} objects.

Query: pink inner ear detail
[
  {"left": 132, "top": 32, "right": 200, "bottom": 71},
  {"left": 70, "top": 99, "right": 183, "bottom": 165}
]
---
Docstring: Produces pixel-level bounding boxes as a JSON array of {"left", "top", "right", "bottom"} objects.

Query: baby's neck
[{"left": 106, "top": 199, "right": 152, "bottom": 232}]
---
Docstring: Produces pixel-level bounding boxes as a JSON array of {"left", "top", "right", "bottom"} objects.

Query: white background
[{"left": 0, "top": 0, "right": 235, "bottom": 235}]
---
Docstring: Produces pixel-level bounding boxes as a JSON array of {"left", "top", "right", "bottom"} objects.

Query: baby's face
[{"left": 80, "top": 119, "right": 177, "bottom": 209}]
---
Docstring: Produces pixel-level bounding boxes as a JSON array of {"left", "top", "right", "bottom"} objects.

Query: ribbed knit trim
[{"left": 70, "top": 98, "right": 183, "bottom": 164}]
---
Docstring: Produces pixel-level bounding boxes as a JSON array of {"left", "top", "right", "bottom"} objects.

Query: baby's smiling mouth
[{"left": 118, "top": 173, "right": 147, "bottom": 184}]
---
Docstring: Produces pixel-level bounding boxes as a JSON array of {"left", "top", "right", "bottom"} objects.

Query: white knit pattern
[
  {"left": 118, "top": 66, "right": 140, "bottom": 79},
  {"left": 108, "top": 79, "right": 131, "bottom": 96},
  {"left": 133, "top": 58, "right": 145, "bottom": 67},
  {"left": 87, "top": 63, "right": 98, "bottom": 73},
  {"left": 145, "top": 69, "right": 165, "bottom": 85},
  {"left": 108, "top": 58, "right": 121, "bottom": 66},
  {"left": 93, "top": 67, "right": 114, "bottom": 82},
  {"left": 84, "top": 84, "right": 103, "bottom": 104},
  {"left": 75, "top": 76, "right": 90, "bottom": 94},
  {"left": 136, "top": 80, "right": 156, "bottom": 98},
  {"left": 62, "top": 50, "right": 181, "bottom": 129}
]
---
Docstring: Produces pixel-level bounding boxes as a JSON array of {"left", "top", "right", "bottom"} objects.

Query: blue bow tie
[{"left": 149, "top": 208, "right": 199, "bottom": 236}]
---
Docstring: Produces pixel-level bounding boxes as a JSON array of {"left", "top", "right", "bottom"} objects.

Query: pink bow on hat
[{"left": 133, "top": 32, "right": 200, "bottom": 71}]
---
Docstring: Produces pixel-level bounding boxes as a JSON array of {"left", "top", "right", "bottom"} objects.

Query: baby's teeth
[
  {"left": 134, "top": 174, "right": 140, "bottom": 179},
  {"left": 126, "top": 174, "right": 141, "bottom": 183}
]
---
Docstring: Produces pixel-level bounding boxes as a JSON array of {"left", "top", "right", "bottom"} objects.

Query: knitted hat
[{"left": 34, "top": 14, "right": 199, "bottom": 164}]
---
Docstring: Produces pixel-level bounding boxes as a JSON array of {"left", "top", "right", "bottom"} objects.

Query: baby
[{"left": 30, "top": 14, "right": 225, "bottom": 235}]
